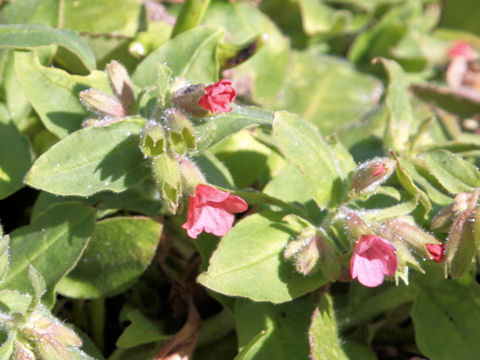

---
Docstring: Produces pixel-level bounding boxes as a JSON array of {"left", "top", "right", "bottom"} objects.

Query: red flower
[
  {"left": 182, "top": 184, "right": 248, "bottom": 239},
  {"left": 198, "top": 79, "right": 236, "bottom": 113},
  {"left": 426, "top": 243, "right": 445, "bottom": 263},
  {"left": 448, "top": 41, "right": 473, "bottom": 59},
  {"left": 350, "top": 235, "right": 397, "bottom": 287}
]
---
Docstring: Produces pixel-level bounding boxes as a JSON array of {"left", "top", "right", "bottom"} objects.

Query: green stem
[
  {"left": 336, "top": 283, "right": 419, "bottom": 331},
  {"left": 88, "top": 298, "right": 106, "bottom": 353},
  {"left": 171, "top": 0, "right": 211, "bottom": 38}
]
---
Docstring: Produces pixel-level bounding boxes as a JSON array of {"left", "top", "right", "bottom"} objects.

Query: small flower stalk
[
  {"left": 350, "top": 158, "right": 396, "bottom": 195},
  {"left": 182, "top": 184, "right": 248, "bottom": 239}
]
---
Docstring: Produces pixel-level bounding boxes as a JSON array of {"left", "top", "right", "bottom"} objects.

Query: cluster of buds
[
  {"left": 431, "top": 189, "right": 480, "bottom": 278},
  {"left": 283, "top": 215, "right": 339, "bottom": 279},
  {"left": 12, "top": 309, "right": 83, "bottom": 360},
  {"left": 342, "top": 209, "right": 442, "bottom": 287},
  {"left": 446, "top": 41, "right": 480, "bottom": 92},
  {"left": 140, "top": 78, "right": 236, "bottom": 213},
  {"left": 80, "top": 60, "right": 135, "bottom": 127}
]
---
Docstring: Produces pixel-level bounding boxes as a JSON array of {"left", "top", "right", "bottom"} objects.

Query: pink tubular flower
[
  {"left": 350, "top": 235, "right": 397, "bottom": 287},
  {"left": 182, "top": 184, "right": 248, "bottom": 239},
  {"left": 448, "top": 41, "right": 473, "bottom": 59},
  {"left": 198, "top": 79, "right": 236, "bottom": 113},
  {"left": 426, "top": 243, "right": 445, "bottom": 263}
]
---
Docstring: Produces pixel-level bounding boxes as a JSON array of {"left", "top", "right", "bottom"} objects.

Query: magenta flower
[
  {"left": 182, "top": 184, "right": 248, "bottom": 239},
  {"left": 426, "top": 243, "right": 445, "bottom": 263},
  {"left": 350, "top": 235, "right": 397, "bottom": 287},
  {"left": 448, "top": 41, "right": 473, "bottom": 59},
  {"left": 198, "top": 79, "right": 237, "bottom": 113}
]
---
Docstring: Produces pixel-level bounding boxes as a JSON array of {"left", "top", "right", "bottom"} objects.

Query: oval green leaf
[
  {"left": 197, "top": 212, "right": 328, "bottom": 304},
  {"left": 25, "top": 118, "right": 149, "bottom": 196},
  {"left": 273, "top": 111, "right": 344, "bottom": 209},
  {"left": 0, "top": 203, "right": 96, "bottom": 307},
  {"left": 57, "top": 217, "right": 162, "bottom": 299},
  {"left": 133, "top": 26, "right": 224, "bottom": 87}
]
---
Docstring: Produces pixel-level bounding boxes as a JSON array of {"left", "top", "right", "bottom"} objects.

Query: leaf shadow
[{"left": 94, "top": 135, "right": 150, "bottom": 187}]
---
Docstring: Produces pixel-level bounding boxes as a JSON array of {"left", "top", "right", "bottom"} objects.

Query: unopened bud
[
  {"left": 350, "top": 158, "right": 396, "bottom": 194},
  {"left": 141, "top": 121, "right": 167, "bottom": 157},
  {"left": 21, "top": 311, "right": 82, "bottom": 360},
  {"left": 177, "top": 156, "right": 206, "bottom": 195},
  {"left": 170, "top": 84, "right": 208, "bottom": 117},
  {"left": 164, "top": 108, "right": 195, "bottom": 154},
  {"left": 79, "top": 89, "right": 126, "bottom": 117},
  {"left": 295, "top": 236, "right": 322, "bottom": 275},
  {"left": 342, "top": 210, "right": 371, "bottom": 243},
  {"left": 426, "top": 243, "right": 445, "bottom": 263},
  {"left": 445, "top": 208, "right": 477, "bottom": 279},
  {"left": 14, "top": 341, "right": 35, "bottom": 360},
  {"left": 431, "top": 192, "right": 470, "bottom": 231},
  {"left": 106, "top": 60, "right": 135, "bottom": 107},
  {"left": 152, "top": 154, "right": 182, "bottom": 213},
  {"left": 382, "top": 218, "right": 439, "bottom": 258}
]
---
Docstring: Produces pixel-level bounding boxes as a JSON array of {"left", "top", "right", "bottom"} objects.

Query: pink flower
[
  {"left": 182, "top": 184, "right": 248, "bottom": 239},
  {"left": 350, "top": 235, "right": 397, "bottom": 287},
  {"left": 198, "top": 79, "right": 236, "bottom": 113},
  {"left": 426, "top": 243, "right": 445, "bottom": 263},
  {"left": 448, "top": 41, "right": 473, "bottom": 59}
]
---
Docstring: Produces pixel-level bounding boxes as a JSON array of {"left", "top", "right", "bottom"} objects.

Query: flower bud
[
  {"left": 382, "top": 218, "right": 440, "bottom": 258},
  {"left": 106, "top": 60, "right": 135, "bottom": 107},
  {"left": 177, "top": 156, "right": 206, "bottom": 196},
  {"left": 198, "top": 79, "right": 236, "bottom": 114},
  {"left": 79, "top": 89, "right": 126, "bottom": 117},
  {"left": 445, "top": 209, "right": 477, "bottom": 278},
  {"left": 431, "top": 192, "right": 470, "bottom": 232},
  {"left": 426, "top": 243, "right": 445, "bottom": 263},
  {"left": 342, "top": 210, "right": 371, "bottom": 243},
  {"left": 171, "top": 84, "right": 209, "bottom": 117},
  {"left": 14, "top": 341, "right": 35, "bottom": 360},
  {"left": 294, "top": 236, "right": 322, "bottom": 276},
  {"left": 350, "top": 158, "right": 396, "bottom": 194},
  {"left": 164, "top": 108, "right": 195, "bottom": 154},
  {"left": 152, "top": 153, "right": 182, "bottom": 213},
  {"left": 140, "top": 121, "right": 167, "bottom": 157},
  {"left": 21, "top": 311, "right": 82, "bottom": 360}
]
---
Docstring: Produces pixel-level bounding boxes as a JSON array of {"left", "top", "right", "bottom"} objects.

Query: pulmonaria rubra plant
[
  {"left": 182, "top": 184, "right": 248, "bottom": 239},
  {"left": 350, "top": 235, "right": 398, "bottom": 287},
  {"left": 198, "top": 79, "right": 237, "bottom": 113}
]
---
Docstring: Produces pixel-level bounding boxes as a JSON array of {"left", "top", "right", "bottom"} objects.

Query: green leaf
[
  {"left": 116, "top": 306, "right": 170, "bottom": 348},
  {"left": 309, "top": 294, "right": 348, "bottom": 360},
  {"left": 363, "top": 196, "right": 419, "bottom": 221},
  {"left": 273, "top": 111, "right": 344, "bottom": 209},
  {"left": 63, "top": 0, "right": 141, "bottom": 36},
  {"left": 0, "top": 203, "right": 96, "bottom": 307},
  {"left": 374, "top": 57, "right": 414, "bottom": 152},
  {"left": 25, "top": 118, "right": 150, "bottom": 196},
  {"left": 133, "top": 26, "right": 224, "bottom": 87},
  {"left": 393, "top": 155, "right": 431, "bottom": 216},
  {"left": 197, "top": 212, "right": 328, "bottom": 303},
  {"left": 272, "top": 50, "right": 382, "bottom": 135},
  {"left": 235, "top": 297, "right": 314, "bottom": 360},
  {"left": 412, "top": 280, "right": 480, "bottom": 360},
  {"left": 0, "top": 104, "right": 32, "bottom": 199},
  {"left": 0, "top": 235, "right": 9, "bottom": 284},
  {"left": 0, "top": 24, "right": 96, "bottom": 71},
  {"left": 0, "top": 0, "right": 61, "bottom": 27},
  {"left": 195, "top": 104, "right": 273, "bottom": 151},
  {"left": 57, "top": 217, "right": 162, "bottom": 299},
  {"left": 15, "top": 51, "right": 111, "bottom": 138},
  {"left": 422, "top": 150, "right": 480, "bottom": 194},
  {"left": 29, "top": 265, "right": 46, "bottom": 301},
  {"left": 234, "top": 331, "right": 267, "bottom": 360}
]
